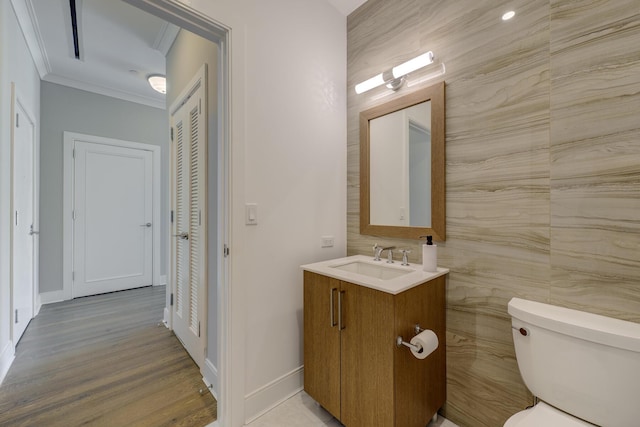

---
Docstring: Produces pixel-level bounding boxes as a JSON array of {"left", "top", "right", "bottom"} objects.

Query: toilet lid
[{"left": 504, "top": 402, "right": 596, "bottom": 427}]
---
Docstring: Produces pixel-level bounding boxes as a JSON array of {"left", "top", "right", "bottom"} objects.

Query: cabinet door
[
  {"left": 340, "top": 281, "right": 395, "bottom": 427},
  {"left": 304, "top": 271, "right": 341, "bottom": 419},
  {"left": 394, "top": 276, "right": 446, "bottom": 426}
]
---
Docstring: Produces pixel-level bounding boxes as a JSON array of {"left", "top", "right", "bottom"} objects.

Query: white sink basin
[
  {"left": 302, "top": 255, "right": 449, "bottom": 295},
  {"left": 330, "top": 260, "right": 413, "bottom": 280}
]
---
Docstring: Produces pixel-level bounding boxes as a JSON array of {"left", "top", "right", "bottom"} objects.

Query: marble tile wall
[{"left": 347, "top": 1, "right": 640, "bottom": 426}]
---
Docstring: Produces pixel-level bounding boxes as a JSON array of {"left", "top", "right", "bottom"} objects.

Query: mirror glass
[
  {"left": 370, "top": 101, "right": 431, "bottom": 227},
  {"left": 360, "top": 82, "right": 445, "bottom": 240}
]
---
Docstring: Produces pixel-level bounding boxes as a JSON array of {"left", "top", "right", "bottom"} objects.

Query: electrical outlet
[{"left": 321, "top": 235, "right": 335, "bottom": 248}]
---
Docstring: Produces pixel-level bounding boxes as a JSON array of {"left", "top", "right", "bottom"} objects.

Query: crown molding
[
  {"left": 153, "top": 21, "right": 180, "bottom": 56},
  {"left": 10, "top": 0, "right": 51, "bottom": 78},
  {"left": 43, "top": 73, "right": 166, "bottom": 110}
]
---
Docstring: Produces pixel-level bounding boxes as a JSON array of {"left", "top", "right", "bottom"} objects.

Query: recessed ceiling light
[
  {"left": 147, "top": 74, "right": 166, "bottom": 94},
  {"left": 502, "top": 10, "right": 516, "bottom": 20}
]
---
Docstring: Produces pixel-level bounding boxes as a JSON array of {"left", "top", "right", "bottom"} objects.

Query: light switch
[{"left": 246, "top": 203, "right": 258, "bottom": 225}]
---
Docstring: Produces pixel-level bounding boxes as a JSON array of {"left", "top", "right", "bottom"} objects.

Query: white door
[
  {"left": 11, "top": 88, "right": 37, "bottom": 344},
  {"left": 72, "top": 141, "right": 153, "bottom": 298},
  {"left": 171, "top": 67, "right": 207, "bottom": 367}
]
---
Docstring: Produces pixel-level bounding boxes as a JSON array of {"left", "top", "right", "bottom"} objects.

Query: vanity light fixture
[
  {"left": 147, "top": 74, "right": 167, "bottom": 94},
  {"left": 502, "top": 10, "right": 516, "bottom": 20},
  {"left": 355, "top": 51, "right": 435, "bottom": 94}
]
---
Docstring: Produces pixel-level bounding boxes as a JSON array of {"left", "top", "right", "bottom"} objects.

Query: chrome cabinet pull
[
  {"left": 140, "top": 222, "right": 152, "bottom": 227},
  {"left": 330, "top": 288, "right": 338, "bottom": 327},
  {"left": 338, "top": 290, "right": 346, "bottom": 330},
  {"left": 173, "top": 232, "right": 189, "bottom": 240}
]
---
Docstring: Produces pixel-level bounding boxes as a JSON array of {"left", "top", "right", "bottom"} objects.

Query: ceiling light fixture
[
  {"left": 147, "top": 74, "right": 166, "bottom": 94},
  {"left": 502, "top": 11, "right": 516, "bottom": 20},
  {"left": 355, "top": 51, "right": 435, "bottom": 94}
]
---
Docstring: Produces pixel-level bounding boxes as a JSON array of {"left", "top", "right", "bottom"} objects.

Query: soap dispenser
[{"left": 420, "top": 235, "right": 437, "bottom": 272}]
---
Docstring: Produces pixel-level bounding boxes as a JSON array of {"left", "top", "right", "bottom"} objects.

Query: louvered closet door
[{"left": 171, "top": 78, "right": 207, "bottom": 368}]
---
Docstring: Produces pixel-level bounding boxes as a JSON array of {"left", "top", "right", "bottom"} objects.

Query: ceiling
[
  {"left": 327, "top": 0, "right": 368, "bottom": 16},
  {"left": 13, "top": 0, "right": 177, "bottom": 109},
  {"left": 13, "top": 0, "right": 368, "bottom": 110}
]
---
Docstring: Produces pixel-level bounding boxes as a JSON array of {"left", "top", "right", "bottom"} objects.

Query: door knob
[{"left": 140, "top": 222, "right": 152, "bottom": 227}]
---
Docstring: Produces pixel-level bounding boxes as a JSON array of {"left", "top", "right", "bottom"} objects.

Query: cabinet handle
[
  {"left": 338, "top": 290, "right": 346, "bottom": 330},
  {"left": 330, "top": 288, "right": 338, "bottom": 327}
]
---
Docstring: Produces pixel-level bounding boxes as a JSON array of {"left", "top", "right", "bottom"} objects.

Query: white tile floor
[{"left": 246, "top": 391, "right": 459, "bottom": 427}]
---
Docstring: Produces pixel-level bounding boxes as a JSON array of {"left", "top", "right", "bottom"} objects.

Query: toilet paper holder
[{"left": 396, "top": 324, "right": 426, "bottom": 351}]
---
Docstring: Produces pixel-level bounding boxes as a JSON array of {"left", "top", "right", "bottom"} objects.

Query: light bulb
[
  {"left": 355, "top": 73, "right": 385, "bottom": 94},
  {"left": 392, "top": 51, "right": 434, "bottom": 79}
]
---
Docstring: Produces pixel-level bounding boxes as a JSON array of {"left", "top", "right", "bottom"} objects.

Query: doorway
[{"left": 122, "top": 1, "right": 230, "bottom": 425}]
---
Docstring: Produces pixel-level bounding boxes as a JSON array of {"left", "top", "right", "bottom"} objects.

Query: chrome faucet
[
  {"left": 386, "top": 248, "right": 395, "bottom": 263},
  {"left": 373, "top": 243, "right": 396, "bottom": 262},
  {"left": 399, "top": 249, "right": 411, "bottom": 266}
]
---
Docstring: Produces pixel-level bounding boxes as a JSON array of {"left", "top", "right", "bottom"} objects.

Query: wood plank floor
[{"left": 0, "top": 286, "right": 216, "bottom": 427}]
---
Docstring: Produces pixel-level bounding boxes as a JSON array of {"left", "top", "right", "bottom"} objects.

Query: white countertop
[{"left": 301, "top": 254, "right": 449, "bottom": 295}]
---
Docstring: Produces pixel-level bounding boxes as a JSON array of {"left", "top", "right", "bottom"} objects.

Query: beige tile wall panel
[
  {"left": 348, "top": 1, "right": 550, "bottom": 426},
  {"left": 549, "top": 0, "right": 640, "bottom": 321},
  {"left": 444, "top": 309, "right": 531, "bottom": 426},
  {"left": 348, "top": 0, "right": 640, "bottom": 426}
]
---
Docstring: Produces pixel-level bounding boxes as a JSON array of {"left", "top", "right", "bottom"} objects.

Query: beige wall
[{"left": 347, "top": 1, "right": 640, "bottom": 426}]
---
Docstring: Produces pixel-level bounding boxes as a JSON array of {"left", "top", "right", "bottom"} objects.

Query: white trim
[
  {"left": 9, "top": 0, "right": 51, "bottom": 78},
  {"left": 0, "top": 341, "right": 15, "bottom": 386},
  {"left": 35, "top": 293, "right": 42, "bottom": 316},
  {"left": 163, "top": 307, "right": 171, "bottom": 326},
  {"left": 39, "top": 290, "right": 65, "bottom": 305},
  {"left": 244, "top": 366, "right": 304, "bottom": 424},
  {"left": 169, "top": 64, "right": 207, "bottom": 115},
  {"left": 159, "top": 274, "right": 167, "bottom": 286},
  {"left": 42, "top": 74, "right": 166, "bottom": 110},
  {"left": 62, "top": 132, "right": 162, "bottom": 301},
  {"left": 152, "top": 22, "right": 180, "bottom": 56},
  {"left": 202, "top": 358, "right": 218, "bottom": 399}
]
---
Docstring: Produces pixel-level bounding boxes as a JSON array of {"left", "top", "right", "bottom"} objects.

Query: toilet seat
[{"left": 504, "top": 402, "right": 597, "bottom": 427}]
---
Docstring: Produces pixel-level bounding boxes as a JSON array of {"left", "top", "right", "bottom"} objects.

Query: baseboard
[
  {"left": 35, "top": 293, "right": 42, "bottom": 316},
  {"left": 40, "top": 290, "right": 65, "bottom": 305},
  {"left": 244, "top": 366, "right": 304, "bottom": 424},
  {"left": 0, "top": 340, "right": 15, "bottom": 386},
  {"left": 202, "top": 358, "right": 218, "bottom": 399},
  {"left": 163, "top": 307, "right": 170, "bottom": 327}
]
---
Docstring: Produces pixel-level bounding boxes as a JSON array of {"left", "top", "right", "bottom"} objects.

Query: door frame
[
  {"left": 168, "top": 63, "right": 208, "bottom": 367},
  {"left": 62, "top": 132, "right": 161, "bottom": 300},
  {"left": 122, "top": 2, "right": 232, "bottom": 426},
  {"left": 9, "top": 82, "right": 39, "bottom": 343}
]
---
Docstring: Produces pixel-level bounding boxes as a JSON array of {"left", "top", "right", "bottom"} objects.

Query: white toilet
[{"left": 505, "top": 297, "right": 640, "bottom": 427}]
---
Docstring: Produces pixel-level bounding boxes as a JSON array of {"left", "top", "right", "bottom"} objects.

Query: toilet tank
[{"left": 508, "top": 298, "right": 640, "bottom": 427}]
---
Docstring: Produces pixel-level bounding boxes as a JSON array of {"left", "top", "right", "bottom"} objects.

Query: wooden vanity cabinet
[{"left": 303, "top": 270, "right": 446, "bottom": 427}]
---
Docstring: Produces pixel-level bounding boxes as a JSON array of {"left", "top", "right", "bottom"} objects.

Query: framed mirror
[{"left": 360, "top": 81, "right": 445, "bottom": 240}]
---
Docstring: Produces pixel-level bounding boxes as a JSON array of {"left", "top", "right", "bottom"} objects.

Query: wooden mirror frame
[{"left": 360, "top": 81, "right": 446, "bottom": 240}]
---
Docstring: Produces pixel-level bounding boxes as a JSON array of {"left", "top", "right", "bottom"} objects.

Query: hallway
[{"left": 0, "top": 286, "right": 216, "bottom": 426}]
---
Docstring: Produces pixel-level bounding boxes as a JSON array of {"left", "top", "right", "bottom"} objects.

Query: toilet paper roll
[{"left": 409, "top": 329, "right": 439, "bottom": 360}]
